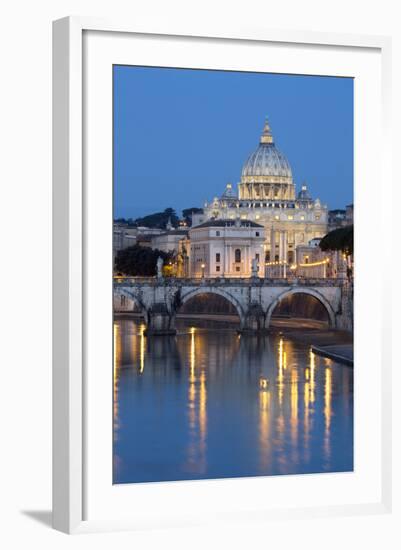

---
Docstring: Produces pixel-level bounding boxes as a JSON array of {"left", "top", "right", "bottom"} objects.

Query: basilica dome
[{"left": 241, "top": 119, "right": 292, "bottom": 181}]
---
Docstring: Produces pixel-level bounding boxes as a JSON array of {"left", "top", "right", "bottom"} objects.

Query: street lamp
[{"left": 201, "top": 263, "right": 205, "bottom": 278}]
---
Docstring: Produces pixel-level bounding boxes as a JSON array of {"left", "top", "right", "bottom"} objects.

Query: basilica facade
[{"left": 191, "top": 118, "right": 328, "bottom": 269}]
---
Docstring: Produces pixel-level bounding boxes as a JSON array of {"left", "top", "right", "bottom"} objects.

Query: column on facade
[
  {"left": 282, "top": 231, "right": 287, "bottom": 278},
  {"left": 224, "top": 243, "right": 229, "bottom": 276},
  {"left": 278, "top": 230, "right": 283, "bottom": 264},
  {"left": 279, "top": 231, "right": 284, "bottom": 277},
  {"left": 270, "top": 228, "right": 275, "bottom": 263},
  {"left": 278, "top": 230, "right": 287, "bottom": 278}
]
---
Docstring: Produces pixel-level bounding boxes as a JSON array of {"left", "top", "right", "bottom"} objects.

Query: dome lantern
[{"left": 260, "top": 117, "right": 274, "bottom": 144}]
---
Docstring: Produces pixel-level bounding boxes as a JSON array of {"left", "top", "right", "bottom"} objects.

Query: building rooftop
[
  {"left": 155, "top": 229, "right": 189, "bottom": 236},
  {"left": 192, "top": 219, "right": 264, "bottom": 229}
]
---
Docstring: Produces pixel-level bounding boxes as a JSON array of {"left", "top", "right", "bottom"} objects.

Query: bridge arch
[
  {"left": 179, "top": 287, "right": 246, "bottom": 326},
  {"left": 265, "top": 287, "right": 336, "bottom": 329},
  {"left": 114, "top": 288, "right": 148, "bottom": 321}
]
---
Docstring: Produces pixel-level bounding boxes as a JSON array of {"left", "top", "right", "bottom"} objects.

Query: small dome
[
  {"left": 297, "top": 184, "right": 312, "bottom": 201},
  {"left": 241, "top": 119, "right": 292, "bottom": 180}
]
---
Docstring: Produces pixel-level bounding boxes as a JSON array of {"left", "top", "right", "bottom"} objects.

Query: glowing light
[
  {"left": 278, "top": 338, "right": 284, "bottom": 405},
  {"left": 290, "top": 368, "right": 299, "bottom": 448},
  {"left": 113, "top": 323, "right": 120, "bottom": 377},
  {"left": 298, "top": 258, "right": 330, "bottom": 268},
  {"left": 324, "top": 366, "right": 333, "bottom": 463},
  {"left": 324, "top": 367, "right": 332, "bottom": 432},
  {"left": 259, "top": 386, "right": 271, "bottom": 469},
  {"left": 199, "top": 371, "right": 207, "bottom": 445},
  {"left": 139, "top": 323, "right": 146, "bottom": 374},
  {"left": 186, "top": 330, "right": 208, "bottom": 474},
  {"left": 259, "top": 377, "right": 269, "bottom": 389},
  {"left": 309, "top": 349, "right": 316, "bottom": 403},
  {"left": 304, "top": 381, "right": 310, "bottom": 428},
  {"left": 113, "top": 323, "right": 121, "bottom": 431},
  {"left": 190, "top": 327, "right": 196, "bottom": 378},
  {"left": 265, "top": 260, "right": 288, "bottom": 266}
]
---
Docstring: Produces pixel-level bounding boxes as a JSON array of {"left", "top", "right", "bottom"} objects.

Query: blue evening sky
[{"left": 113, "top": 66, "right": 353, "bottom": 219}]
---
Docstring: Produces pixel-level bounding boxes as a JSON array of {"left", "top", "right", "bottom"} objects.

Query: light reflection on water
[{"left": 113, "top": 318, "right": 353, "bottom": 484}]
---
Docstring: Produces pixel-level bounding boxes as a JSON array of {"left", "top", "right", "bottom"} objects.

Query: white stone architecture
[
  {"left": 192, "top": 118, "right": 328, "bottom": 267},
  {"left": 188, "top": 219, "right": 265, "bottom": 278},
  {"left": 113, "top": 224, "right": 163, "bottom": 252},
  {"left": 150, "top": 228, "right": 189, "bottom": 254}
]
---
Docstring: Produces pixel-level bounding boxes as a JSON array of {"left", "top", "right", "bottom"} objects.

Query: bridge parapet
[{"left": 114, "top": 276, "right": 344, "bottom": 288}]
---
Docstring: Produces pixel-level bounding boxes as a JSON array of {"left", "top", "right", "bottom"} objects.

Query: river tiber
[{"left": 113, "top": 116, "right": 353, "bottom": 484}]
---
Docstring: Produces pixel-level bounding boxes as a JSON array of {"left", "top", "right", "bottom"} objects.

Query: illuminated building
[{"left": 191, "top": 118, "right": 329, "bottom": 269}]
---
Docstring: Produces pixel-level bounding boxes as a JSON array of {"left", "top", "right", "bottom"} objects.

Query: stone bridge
[{"left": 114, "top": 277, "right": 353, "bottom": 334}]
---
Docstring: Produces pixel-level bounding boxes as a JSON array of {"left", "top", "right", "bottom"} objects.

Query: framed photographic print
[{"left": 52, "top": 17, "right": 392, "bottom": 533}]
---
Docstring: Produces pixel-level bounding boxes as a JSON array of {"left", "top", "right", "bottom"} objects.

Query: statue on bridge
[
  {"left": 156, "top": 256, "right": 164, "bottom": 279},
  {"left": 251, "top": 257, "right": 259, "bottom": 278}
]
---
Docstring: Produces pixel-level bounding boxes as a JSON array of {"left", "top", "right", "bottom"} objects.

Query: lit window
[
  {"left": 275, "top": 215, "right": 279, "bottom": 220},
  {"left": 300, "top": 215, "right": 305, "bottom": 221},
  {"left": 288, "top": 215, "right": 293, "bottom": 220}
]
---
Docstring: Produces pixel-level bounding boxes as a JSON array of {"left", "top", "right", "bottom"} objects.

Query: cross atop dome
[{"left": 260, "top": 116, "right": 274, "bottom": 144}]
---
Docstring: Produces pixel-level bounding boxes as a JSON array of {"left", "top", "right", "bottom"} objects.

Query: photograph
[{"left": 112, "top": 65, "right": 354, "bottom": 485}]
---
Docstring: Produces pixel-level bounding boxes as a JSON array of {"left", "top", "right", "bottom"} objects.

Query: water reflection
[
  {"left": 185, "top": 328, "right": 208, "bottom": 474},
  {"left": 113, "top": 318, "right": 353, "bottom": 484}
]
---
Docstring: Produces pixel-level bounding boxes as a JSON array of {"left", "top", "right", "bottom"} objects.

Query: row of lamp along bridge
[{"left": 161, "top": 252, "right": 349, "bottom": 280}]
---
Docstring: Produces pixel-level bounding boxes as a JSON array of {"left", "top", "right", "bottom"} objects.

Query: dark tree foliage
[
  {"left": 115, "top": 245, "right": 173, "bottom": 276},
  {"left": 133, "top": 208, "right": 179, "bottom": 229},
  {"left": 319, "top": 225, "right": 353, "bottom": 255},
  {"left": 182, "top": 207, "right": 203, "bottom": 226},
  {"left": 114, "top": 217, "right": 136, "bottom": 227}
]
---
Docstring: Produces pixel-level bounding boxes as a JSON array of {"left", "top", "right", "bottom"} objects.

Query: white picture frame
[{"left": 52, "top": 16, "right": 392, "bottom": 534}]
